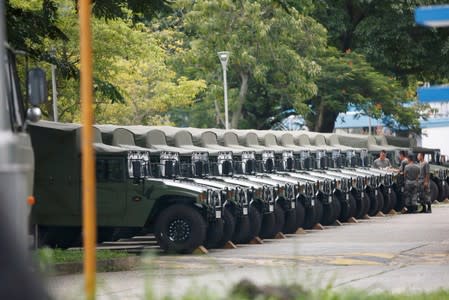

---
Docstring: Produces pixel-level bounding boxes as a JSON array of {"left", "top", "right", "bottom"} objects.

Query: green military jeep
[{"left": 29, "top": 121, "right": 222, "bottom": 253}]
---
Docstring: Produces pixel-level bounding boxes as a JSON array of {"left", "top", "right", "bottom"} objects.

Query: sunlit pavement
[{"left": 47, "top": 204, "right": 449, "bottom": 299}]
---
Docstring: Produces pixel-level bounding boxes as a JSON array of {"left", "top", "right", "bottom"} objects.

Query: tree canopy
[{"left": 6, "top": 0, "right": 440, "bottom": 132}]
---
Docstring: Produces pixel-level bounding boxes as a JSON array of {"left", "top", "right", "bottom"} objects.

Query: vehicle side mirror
[{"left": 28, "top": 68, "right": 47, "bottom": 105}]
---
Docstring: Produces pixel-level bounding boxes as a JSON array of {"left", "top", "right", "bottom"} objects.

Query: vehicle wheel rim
[{"left": 168, "top": 219, "right": 191, "bottom": 242}]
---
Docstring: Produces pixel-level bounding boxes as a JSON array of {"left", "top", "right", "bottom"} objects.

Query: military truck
[
  {"left": 0, "top": 41, "right": 47, "bottom": 251},
  {"left": 212, "top": 130, "right": 325, "bottom": 229},
  {"left": 29, "top": 121, "right": 223, "bottom": 253},
  {"left": 97, "top": 125, "right": 258, "bottom": 247}
]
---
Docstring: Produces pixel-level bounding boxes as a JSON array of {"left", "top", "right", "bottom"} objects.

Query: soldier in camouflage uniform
[
  {"left": 417, "top": 152, "right": 432, "bottom": 213},
  {"left": 398, "top": 150, "right": 408, "bottom": 174},
  {"left": 403, "top": 154, "right": 420, "bottom": 213}
]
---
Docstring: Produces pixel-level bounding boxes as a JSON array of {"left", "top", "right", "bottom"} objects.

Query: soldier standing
[
  {"left": 403, "top": 154, "right": 420, "bottom": 213},
  {"left": 398, "top": 150, "right": 408, "bottom": 173},
  {"left": 373, "top": 150, "right": 392, "bottom": 169},
  {"left": 417, "top": 152, "right": 432, "bottom": 213}
]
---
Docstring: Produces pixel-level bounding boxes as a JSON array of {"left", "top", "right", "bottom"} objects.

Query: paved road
[{"left": 47, "top": 204, "right": 449, "bottom": 299}]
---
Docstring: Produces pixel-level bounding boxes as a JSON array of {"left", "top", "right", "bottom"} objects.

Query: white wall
[{"left": 422, "top": 126, "right": 449, "bottom": 156}]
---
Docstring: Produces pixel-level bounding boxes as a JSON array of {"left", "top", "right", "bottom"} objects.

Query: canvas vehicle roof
[
  {"left": 253, "top": 130, "right": 299, "bottom": 154},
  {"left": 301, "top": 132, "right": 341, "bottom": 151},
  {"left": 384, "top": 135, "right": 413, "bottom": 148},
  {"left": 125, "top": 126, "right": 194, "bottom": 155},
  {"left": 291, "top": 131, "right": 329, "bottom": 152},
  {"left": 336, "top": 133, "right": 398, "bottom": 152},
  {"left": 215, "top": 130, "right": 265, "bottom": 154},
  {"left": 161, "top": 127, "right": 220, "bottom": 155},
  {"left": 185, "top": 128, "right": 246, "bottom": 155},
  {"left": 30, "top": 121, "right": 127, "bottom": 154},
  {"left": 270, "top": 131, "right": 313, "bottom": 152},
  {"left": 230, "top": 130, "right": 275, "bottom": 151},
  {"left": 323, "top": 133, "right": 368, "bottom": 152},
  {"left": 95, "top": 125, "right": 157, "bottom": 153}
]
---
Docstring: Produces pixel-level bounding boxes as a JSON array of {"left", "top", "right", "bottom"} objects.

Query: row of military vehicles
[{"left": 29, "top": 121, "right": 449, "bottom": 253}]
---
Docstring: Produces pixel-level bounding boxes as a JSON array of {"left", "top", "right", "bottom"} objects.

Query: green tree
[
  {"left": 165, "top": 0, "right": 326, "bottom": 129},
  {"left": 306, "top": 47, "right": 421, "bottom": 132},
  {"left": 312, "top": 0, "right": 449, "bottom": 85}
]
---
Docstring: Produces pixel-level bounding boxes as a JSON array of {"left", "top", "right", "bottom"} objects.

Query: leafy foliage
[
  {"left": 6, "top": 0, "right": 442, "bottom": 131},
  {"left": 164, "top": 0, "right": 326, "bottom": 129},
  {"left": 306, "top": 47, "right": 420, "bottom": 132}
]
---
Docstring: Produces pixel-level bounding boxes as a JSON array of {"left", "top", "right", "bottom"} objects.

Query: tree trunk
[
  {"left": 231, "top": 71, "right": 248, "bottom": 129},
  {"left": 214, "top": 99, "right": 224, "bottom": 127},
  {"left": 315, "top": 100, "right": 339, "bottom": 133}
]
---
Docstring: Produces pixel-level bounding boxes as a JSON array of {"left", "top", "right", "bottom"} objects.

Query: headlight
[
  {"left": 300, "top": 150, "right": 310, "bottom": 160},
  {"left": 192, "top": 152, "right": 203, "bottom": 161},
  {"left": 202, "top": 152, "right": 209, "bottom": 161},
  {"left": 278, "top": 185, "right": 285, "bottom": 196},
  {"left": 332, "top": 150, "right": 340, "bottom": 160},
  {"left": 160, "top": 151, "right": 179, "bottom": 161},
  {"left": 262, "top": 151, "right": 275, "bottom": 160},
  {"left": 198, "top": 190, "right": 208, "bottom": 203},
  {"left": 242, "top": 151, "right": 255, "bottom": 160},
  {"left": 346, "top": 150, "right": 355, "bottom": 159},
  {"left": 361, "top": 149, "right": 368, "bottom": 159},
  {"left": 282, "top": 151, "right": 294, "bottom": 159},
  {"left": 218, "top": 151, "right": 233, "bottom": 161}
]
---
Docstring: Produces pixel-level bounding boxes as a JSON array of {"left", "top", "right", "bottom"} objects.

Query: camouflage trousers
[
  {"left": 404, "top": 181, "right": 418, "bottom": 207},
  {"left": 418, "top": 180, "right": 431, "bottom": 205}
]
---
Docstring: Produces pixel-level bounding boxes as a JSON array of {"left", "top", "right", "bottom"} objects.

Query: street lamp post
[
  {"left": 50, "top": 48, "right": 58, "bottom": 122},
  {"left": 218, "top": 51, "right": 230, "bottom": 130}
]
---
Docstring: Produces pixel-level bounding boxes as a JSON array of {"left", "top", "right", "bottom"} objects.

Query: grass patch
[
  {"left": 146, "top": 280, "right": 449, "bottom": 300},
  {"left": 37, "top": 248, "right": 130, "bottom": 264}
]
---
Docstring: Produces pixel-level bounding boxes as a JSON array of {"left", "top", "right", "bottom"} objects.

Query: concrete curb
[{"left": 47, "top": 256, "right": 141, "bottom": 275}]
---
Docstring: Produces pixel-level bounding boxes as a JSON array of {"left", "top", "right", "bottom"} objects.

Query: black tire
[
  {"left": 430, "top": 180, "right": 439, "bottom": 202},
  {"left": 232, "top": 215, "right": 251, "bottom": 244},
  {"left": 38, "top": 226, "right": 80, "bottom": 249},
  {"left": 338, "top": 193, "right": 351, "bottom": 222},
  {"left": 320, "top": 201, "right": 335, "bottom": 226},
  {"left": 381, "top": 188, "right": 392, "bottom": 213},
  {"left": 204, "top": 219, "right": 224, "bottom": 249},
  {"left": 435, "top": 179, "right": 445, "bottom": 202},
  {"left": 295, "top": 199, "right": 305, "bottom": 229},
  {"left": 348, "top": 193, "right": 357, "bottom": 219},
  {"left": 361, "top": 191, "right": 370, "bottom": 217},
  {"left": 216, "top": 206, "right": 236, "bottom": 248},
  {"left": 333, "top": 194, "right": 342, "bottom": 221},
  {"left": 248, "top": 204, "right": 263, "bottom": 240},
  {"left": 259, "top": 212, "right": 276, "bottom": 238},
  {"left": 443, "top": 183, "right": 449, "bottom": 199},
  {"left": 154, "top": 204, "right": 207, "bottom": 254},
  {"left": 273, "top": 203, "right": 285, "bottom": 234},
  {"left": 388, "top": 189, "right": 397, "bottom": 212},
  {"left": 355, "top": 191, "right": 367, "bottom": 219},
  {"left": 367, "top": 189, "right": 379, "bottom": 217},
  {"left": 314, "top": 197, "right": 324, "bottom": 224},
  {"left": 380, "top": 190, "right": 391, "bottom": 214},
  {"left": 377, "top": 189, "right": 386, "bottom": 213},
  {"left": 394, "top": 187, "right": 405, "bottom": 212},
  {"left": 260, "top": 203, "right": 284, "bottom": 238},
  {"left": 302, "top": 204, "right": 316, "bottom": 229},
  {"left": 283, "top": 207, "right": 297, "bottom": 234}
]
